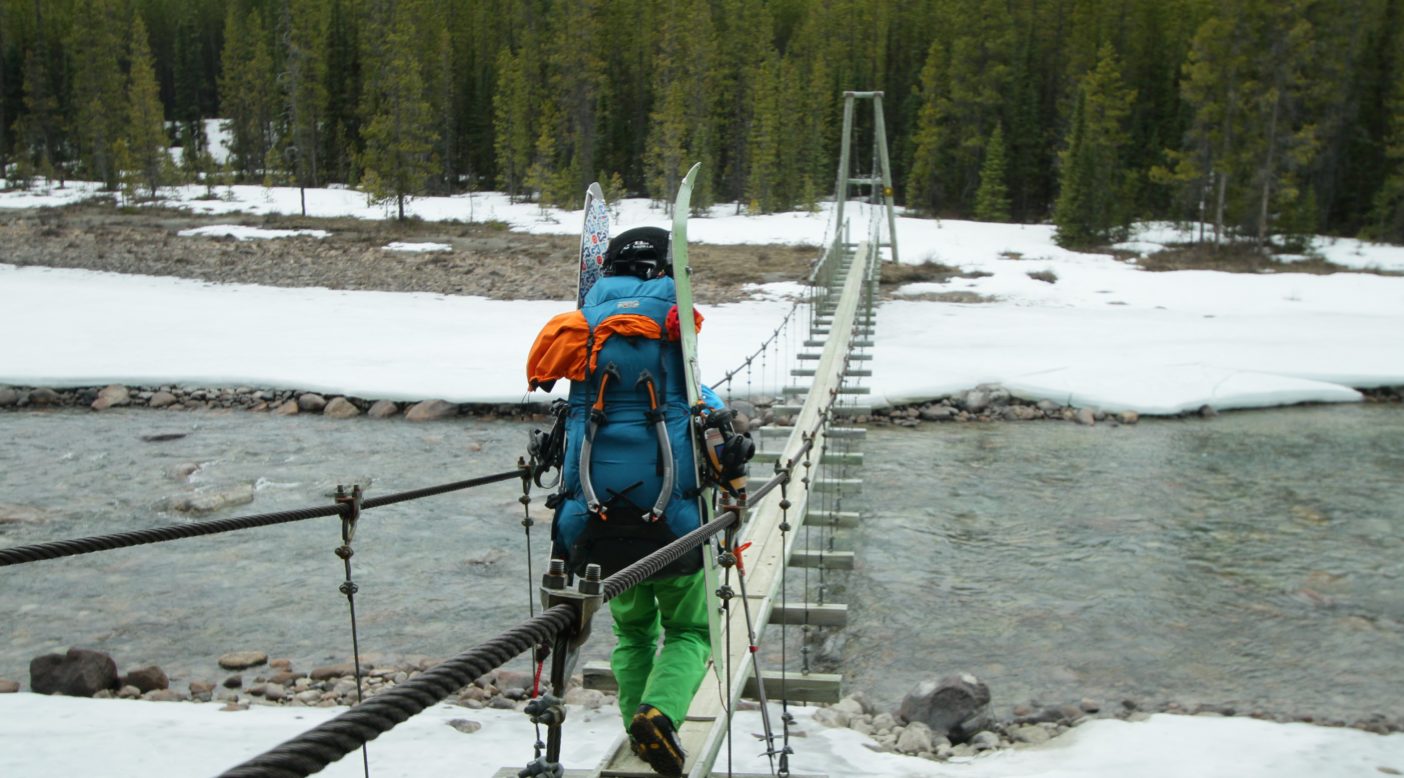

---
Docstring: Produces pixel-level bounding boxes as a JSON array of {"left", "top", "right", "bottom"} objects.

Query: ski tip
[
  {"left": 586, "top": 181, "right": 604, "bottom": 201},
  {"left": 683, "top": 162, "right": 701, "bottom": 185}
]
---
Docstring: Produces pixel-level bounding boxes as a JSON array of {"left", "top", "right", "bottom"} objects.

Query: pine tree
[
  {"left": 745, "top": 50, "right": 782, "bottom": 213},
  {"left": 974, "top": 124, "right": 1010, "bottom": 222},
  {"left": 1369, "top": 49, "right": 1404, "bottom": 242},
  {"left": 358, "top": 2, "right": 437, "bottom": 220},
  {"left": 279, "top": 0, "right": 329, "bottom": 211},
  {"left": 1054, "top": 44, "right": 1135, "bottom": 246},
  {"left": 70, "top": 0, "right": 127, "bottom": 189},
  {"left": 124, "top": 13, "right": 168, "bottom": 199},
  {"left": 321, "top": 0, "right": 360, "bottom": 184},
  {"left": 492, "top": 45, "right": 533, "bottom": 200},
  {"left": 644, "top": 0, "right": 717, "bottom": 209},
  {"left": 220, "top": 8, "right": 277, "bottom": 181},
  {"left": 1164, "top": 0, "right": 1322, "bottom": 248},
  {"left": 907, "top": 38, "right": 946, "bottom": 214}
]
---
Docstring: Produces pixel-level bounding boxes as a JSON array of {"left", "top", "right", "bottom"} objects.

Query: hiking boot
[{"left": 629, "top": 704, "right": 686, "bottom": 777}]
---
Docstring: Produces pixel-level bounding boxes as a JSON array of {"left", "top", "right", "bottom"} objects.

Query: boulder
[
  {"left": 148, "top": 391, "right": 178, "bottom": 408},
  {"left": 297, "top": 393, "right": 327, "bottom": 412},
  {"left": 0, "top": 679, "right": 20, "bottom": 693},
  {"left": 405, "top": 399, "right": 458, "bottom": 421},
  {"left": 367, "top": 400, "right": 399, "bottom": 418},
  {"left": 273, "top": 399, "right": 299, "bottom": 416},
  {"left": 1074, "top": 407, "right": 1097, "bottom": 426},
  {"left": 29, "top": 387, "right": 63, "bottom": 405},
  {"left": 310, "top": 663, "right": 357, "bottom": 681},
  {"left": 323, "top": 397, "right": 361, "bottom": 419},
  {"left": 919, "top": 405, "right": 954, "bottom": 421},
  {"left": 448, "top": 718, "right": 482, "bottom": 734},
  {"left": 962, "top": 390, "right": 990, "bottom": 414},
  {"left": 218, "top": 651, "right": 269, "bottom": 671},
  {"left": 123, "top": 665, "right": 169, "bottom": 693},
  {"left": 30, "top": 648, "right": 120, "bottom": 697},
  {"left": 1117, "top": 411, "right": 1140, "bottom": 425},
  {"left": 166, "top": 484, "right": 255, "bottom": 515},
  {"left": 895, "top": 721, "right": 934, "bottom": 754},
  {"left": 897, "top": 673, "right": 992, "bottom": 743},
  {"left": 0, "top": 387, "right": 19, "bottom": 406},
  {"left": 91, "top": 384, "right": 131, "bottom": 411}
]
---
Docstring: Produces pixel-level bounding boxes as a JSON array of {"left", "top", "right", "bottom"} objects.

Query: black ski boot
[{"left": 629, "top": 704, "right": 686, "bottom": 777}]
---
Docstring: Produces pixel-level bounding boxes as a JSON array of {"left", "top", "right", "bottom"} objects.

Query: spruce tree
[
  {"left": 220, "top": 8, "right": 277, "bottom": 181},
  {"left": 492, "top": 46, "right": 533, "bottom": 200},
  {"left": 1054, "top": 44, "right": 1135, "bottom": 246},
  {"left": 70, "top": 0, "right": 127, "bottom": 189},
  {"left": 974, "top": 124, "right": 1011, "bottom": 222},
  {"left": 358, "top": 2, "right": 436, "bottom": 220},
  {"left": 125, "top": 14, "right": 168, "bottom": 199},
  {"left": 1369, "top": 54, "right": 1404, "bottom": 242},
  {"left": 907, "top": 38, "right": 946, "bottom": 214},
  {"left": 644, "top": 0, "right": 716, "bottom": 209}
]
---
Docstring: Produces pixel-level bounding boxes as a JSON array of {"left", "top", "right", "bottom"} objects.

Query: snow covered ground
[
  {"left": 1, "top": 178, "right": 1403, "bottom": 774},
  {"left": 2, "top": 692, "right": 1401, "bottom": 778},
  {"left": 1, "top": 179, "right": 1402, "bottom": 413}
]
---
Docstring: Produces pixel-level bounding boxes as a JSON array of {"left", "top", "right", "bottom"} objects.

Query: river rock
[
  {"left": 91, "top": 384, "right": 131, "bottom": 410},
  {"left": 813, "top": 706, "right": 851, "bottom": 728},
  {"left": 895, "top": 721, "right": 934, "bottom": 754},
  {"left": 0, "top": 504, "right": 48, "bottom": 524},
  {"left": 218, "top": 651, "right": 269, "bottom": 671},
  {"left": 273, "top": 399, "right": 299, "bottom": 416},
  {"left": 148, "top": 391, "right": 178, "bottom": 408},
  {"left": 123, "top": 665, "right": 169, "bottom": 693},
  {"left": 367, "top": 400, "right": 399, "bottom": 418},
  {"left": 142, "top": 688, "right": 183, "bottom": 702},
  {"left": 563, "top": 686, "right": 605, "bottom": 709},
  {"left": 165, "top": 462, "right": 200, "bottom": 481},
  {"left": 310, "top": 663, "right": 356, "bottom": 681},
  {"left": 297, "top": 393, "right": 327, "bottom": 412},
  {"left": 1117, "top": 411, "right": 1139, "bottom": 425},
  {"left": 405, "top": 399, "right": 458, "bottom": 421},
  {"left": 920, "top": 404, "right": 954, "bottom": 421},
  {"left": 970, "top": 730, "right": 1001, "bottom": 750},
  {"left": 897, "top": 673, "right": 992, "bottom": 743},
  {"left": 448, "top": 718, "right": 482, "bottom": 734},
  {"left": 1198, "top": 404, "right": 1218, "bottom": 418},
  {"left": 323, "top": 397, "right": 360, "bottom": 419},
  {"left": 0, "top": 679, "right": 20, "bottom": 692},
  {"left": 961, "top": 390, "right": 990, "bottom": 414},
  {"left": 1010, "top": 723, "right": 1052, "bottom": 744},
  {"left": 30, "top": 648, "right": 120, "bottom": 697},
  {"left": 29, "top": 387, "right": 62, "bottom": 405},
  {"left": 1074, "top": 407, "right": 1096, "bottom": 426},
  {"left": 166, "top": 484, "right": 255, "bottom": 514},
  {"left": 0, "top": 387, "right": 19, "bottom": 406}
]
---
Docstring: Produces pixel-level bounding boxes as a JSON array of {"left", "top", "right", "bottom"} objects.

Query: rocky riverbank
[
  {"left": 0, "top": 202, "right": 815, "bottom": 305},
  {"left": 3, "top": 381, "right": 1400, "bottom": 428},
  {"left": 3, "top": 649, "right": 1398, "bottom": 767}
]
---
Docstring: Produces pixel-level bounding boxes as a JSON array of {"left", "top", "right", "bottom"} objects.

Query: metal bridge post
[{"left": 522, "top": 560, "right": 603, "bottom": 776}]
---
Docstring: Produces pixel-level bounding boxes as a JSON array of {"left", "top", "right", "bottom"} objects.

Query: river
[{"left": 1, "top": 404, "right": 1400, "bottom": 723}]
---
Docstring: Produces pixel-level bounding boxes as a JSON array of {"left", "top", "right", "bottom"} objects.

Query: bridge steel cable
[
  {"left": 217, "top": 508, "right": 748, "bottom": 778},
  {"left": 0, "top": 467, "right": 527, "bottom": 567},
  {"left": 218, "top": 602, "right": 579, "bottom": 778}
]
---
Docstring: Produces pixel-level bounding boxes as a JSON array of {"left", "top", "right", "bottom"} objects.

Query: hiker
[{"left": 526, "top": 225, "right": 751, "bottom": 776}]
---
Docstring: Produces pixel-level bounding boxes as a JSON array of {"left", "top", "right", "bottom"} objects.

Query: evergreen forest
[{"left": 3, "top": 0, "right": 1404, "bottom": 246}]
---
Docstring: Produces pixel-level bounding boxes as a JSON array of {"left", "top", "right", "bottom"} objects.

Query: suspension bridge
[{"left": 0, "top": 92, "right": 899, "bottom": 778}]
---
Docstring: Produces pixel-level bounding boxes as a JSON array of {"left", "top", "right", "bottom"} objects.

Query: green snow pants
[{"left": 608, "top": 569, "right": 711, "bottom": 730}]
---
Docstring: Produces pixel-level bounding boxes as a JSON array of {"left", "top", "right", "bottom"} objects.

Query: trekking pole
[{"left": 718, "top": 507, "right": 779, "bottom": 772}]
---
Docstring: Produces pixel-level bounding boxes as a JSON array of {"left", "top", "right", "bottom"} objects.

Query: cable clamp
[{"left": 334, "top": 484, "right": 362, "bottom": 545}]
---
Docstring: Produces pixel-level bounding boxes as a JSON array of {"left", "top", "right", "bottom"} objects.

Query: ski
[
  {"left": 668, "top": 162, "right": 726, "bottom": 682},
  {"left": 577, "top": 182, "right": 610, "bottom": 307}
]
